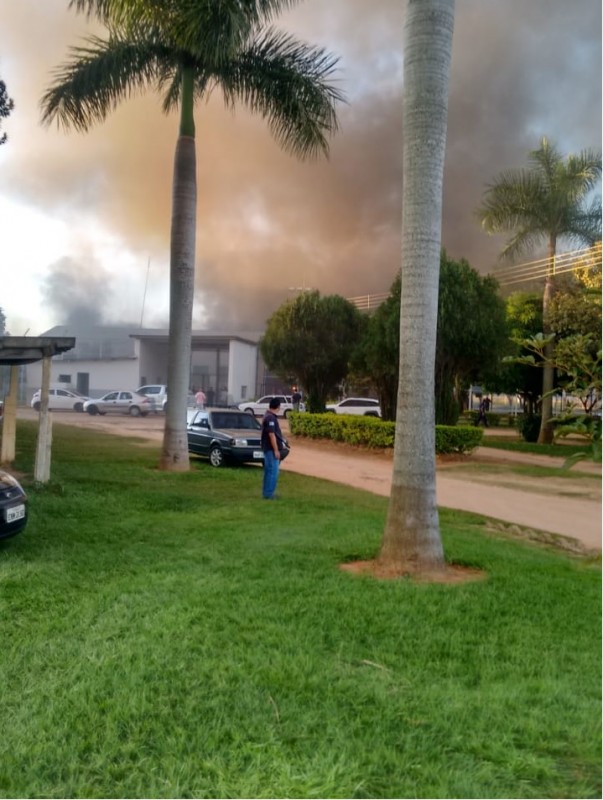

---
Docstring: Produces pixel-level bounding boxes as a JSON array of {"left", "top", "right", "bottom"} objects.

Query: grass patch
[
  {"left": 0, "top": 422, "right": 600, "bottom": 799},
  {"left": 480, "top": 436, "right": 598, "bottom": 460},
  {"left": 441, "top": 461, "right": 601, "bottom": 482}
]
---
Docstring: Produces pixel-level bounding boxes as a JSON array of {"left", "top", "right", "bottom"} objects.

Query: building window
[
  {"left": 58, "top": 374, "right": 71, "bottom": 383},
  {"left": 241, "top": 386, "right": 247, "bottom": 399}
]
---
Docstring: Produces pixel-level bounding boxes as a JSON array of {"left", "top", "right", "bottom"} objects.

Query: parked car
[
  {"left": 135, "top": 384, "right": 168, "bottom": 412},
  {"left": 238, "top": 395, "right": 301, "bottom": 418},
  {"left": 31, "top": 387, "right": 89, "bottom": 412},
  {"left": 83, "top": 390, "right": 152, "bottom": 417},
  {"left": 187, "top": 408, "right": 288, "bottom": 467},
  {"left": 0, "top": 470, "right": 28, "bottom": 540},
  {"left": 325, "top": 397, "right": 382, "bottom": 417}
]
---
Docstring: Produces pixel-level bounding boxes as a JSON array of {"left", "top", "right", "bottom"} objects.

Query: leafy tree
[
  {"left": 261, "top": 290, "right": 363, "bottom": 413},
  {"left": 355, "top": 254, "right": 508, "bottom": 425},
  {"left": 42, "top": 0, "right": 342, "bottom": 471},
  {"left": 491, "top": 292, "right": 543, "bottom": 414},
  {"left": 351, "top": 275, "right": 400, "bottom": 421},
  {"left": 507, "top": 331, "right": 602, "bottom": 464},
  {"left": 435, "top": 252, "right": 507, "bottom": 424},
  {"left": 0, "top": 79, "right": 14, "bottom": 145},
  {"left": 378, "top": 0, "right": 455, "bottom": 577},
  {"left": 477, "top": 137, "right": 602, "bottom": 444}
]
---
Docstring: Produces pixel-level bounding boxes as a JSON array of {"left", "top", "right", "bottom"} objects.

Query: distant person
[
  {"left": 261, "top": 397, "right": 284, "bottom": 499},
  {"left": 195, "top": 388, "right": 206, "bottom": 409},
  {"left": 475, "top": 397, "right": 489, "bottom": 427},
  {"left": 292, "top": 389, "right": 302, "bottom": 412}
]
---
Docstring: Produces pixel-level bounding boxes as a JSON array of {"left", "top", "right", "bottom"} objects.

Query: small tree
[
  {"left": 0, "top": 79, "right": 14, "bottom": 145},
  {"left": 261, "top": 290, "right": 363, "bottom": 412}
]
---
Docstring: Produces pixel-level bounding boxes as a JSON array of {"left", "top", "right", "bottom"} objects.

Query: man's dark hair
[{"left": 269, "top": 397, "right": 281, "bottom": 410}]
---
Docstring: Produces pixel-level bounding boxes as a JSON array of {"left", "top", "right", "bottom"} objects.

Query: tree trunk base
[{"left": 340, "top": 559, "right": 486, "bottom": 584}]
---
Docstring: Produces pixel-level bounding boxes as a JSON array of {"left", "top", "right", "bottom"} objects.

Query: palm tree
[
  {"left": 477, "top": 138, "right": 601, "bottom": 443},
  {"left": 377, "top": 0, "right": 455, "bottom": 576},
  {"left": 41, "top": 0, "right": 342, "bottom": 470}
]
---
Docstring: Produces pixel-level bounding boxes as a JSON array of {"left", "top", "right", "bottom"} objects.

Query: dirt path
[{"left": 19, "top": 409, "right": 602, "bottom": 553}]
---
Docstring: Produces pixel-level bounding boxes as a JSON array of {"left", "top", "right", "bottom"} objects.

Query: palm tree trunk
[
  {"left": 537, "top": 238, "right": 556, "bottom": 444},
  {"left": 160, "top": 69, "right": 197, "bottom": 471},
  {"left": 378, "top": 0, "right": 454, "bottom": 575}
]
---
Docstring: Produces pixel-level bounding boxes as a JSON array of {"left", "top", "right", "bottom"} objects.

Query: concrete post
[{"left": 34, "top": 356, "right": 53, "bottom": 483}]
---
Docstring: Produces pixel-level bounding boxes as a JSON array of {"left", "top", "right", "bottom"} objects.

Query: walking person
[
  {"left": 261, "top": 397, "right": 283, "bottom": 499},
  {"left": 292, "top": 388, "right": 302, "bottom": 412},
  {"left": 475, "top": 396, "right": 489, "bottom": 427}
]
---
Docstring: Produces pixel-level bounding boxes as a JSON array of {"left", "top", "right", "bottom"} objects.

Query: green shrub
[
  {"left": 289, "top": 413, "right": 483, "bottom": 454},
  {"left": 460, "top": 410, "right": 517, "bottom": 427},
  {"left": 518, "top": 413, "right": 542, "bottom": 442}
]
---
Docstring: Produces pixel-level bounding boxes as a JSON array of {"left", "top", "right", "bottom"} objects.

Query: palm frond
[
  {"left": 40, "top": 34, "right": 176, "bottom": 131},
  {"left": 217, "top": 27, "right": 344, "bottom": 159}
]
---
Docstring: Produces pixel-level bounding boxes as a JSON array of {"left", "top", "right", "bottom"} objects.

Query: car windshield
[{"left": 211, "top": 412, "right": 260, "bottom": 430}]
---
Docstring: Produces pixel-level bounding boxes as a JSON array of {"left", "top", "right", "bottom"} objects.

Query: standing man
[
  {"left": 292, "top": 388, "right": 302, "bottom": 412},
  {"left": 195, "top": 387, "right": 206, "bottom": 409},
  {"left": 261, "top": 397, "right": 283, "bottom": 499}
]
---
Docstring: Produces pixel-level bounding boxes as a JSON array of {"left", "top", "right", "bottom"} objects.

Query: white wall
[
  {"left": 228, "top": 340, "right": 258, "bottom": 403},
  {"left": 138, "top": 340, "right": 169, "bottom": 386},
  {"left": 25, "top": 358, "right": 140, "bottom": 400}
]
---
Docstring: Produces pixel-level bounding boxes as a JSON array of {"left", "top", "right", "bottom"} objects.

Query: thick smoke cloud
[{"left": 0, "top": 0, "right": 600, "bottom": 332}]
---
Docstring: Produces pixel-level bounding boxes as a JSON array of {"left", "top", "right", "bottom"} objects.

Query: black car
[
  {"left": 0, "top": 470, "right": 28, "bottom": 540},
  {"left": 187, "top": 408, "right": 275, "bottom": 467}
]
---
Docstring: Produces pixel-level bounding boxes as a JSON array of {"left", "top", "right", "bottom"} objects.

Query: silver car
[{"left": 83, "top": 390, "right": 152, "bottom": 417}]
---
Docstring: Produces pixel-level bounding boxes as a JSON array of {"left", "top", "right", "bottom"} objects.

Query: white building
[{"left": 24, "top": 326, "right": 281, "bottom": 405}]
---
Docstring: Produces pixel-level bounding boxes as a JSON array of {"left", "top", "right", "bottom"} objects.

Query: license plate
[
  {"left": 253, "top": 451, "right": 263, "bottom": 459},
  {"left": 6, "top": 504, "right": 25, "bottom": 523}
]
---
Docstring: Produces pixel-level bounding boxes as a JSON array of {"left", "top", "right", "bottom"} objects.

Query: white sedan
[
  {"left": 31, "top": 387, "right": 89, "bottom": 412},
  {"left": 325, "top": 398, "right": 382, "bottom": 417},
  {"left": 238, "top": 394, "right": 299, "bottom": 418}
]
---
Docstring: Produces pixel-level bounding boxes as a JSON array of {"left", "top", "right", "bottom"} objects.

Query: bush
[
  {"left": 518, "top": 413, "right": 542, "bottom": 442},
  {"left": 289, "top": 413, "right": 483, "bottom": 454}
]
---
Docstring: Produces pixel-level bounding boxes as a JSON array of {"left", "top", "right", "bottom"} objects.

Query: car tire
[
  {"left": 74, "top": 403, "right": 84, "bottom": 412},
  {"left": 365, "top": 411, "right": 379, "bottom": 417},
  {"left": 244, "top": 407, "right": 255, "bottom": 415},
  {"left": 129, "top": 406, "right": 141, "bottom": 417},
  {"left": 283, "top": 409, "right": 290, "bottom": 419},
  {"left": 33, "top": 401, "right": 41, "bottom": 412},
  {"left": 209, "top": 445, "right": 225, "bottom": 468},
  {"left": 87, "top": 405, "right": 99, "bottom": 415}
]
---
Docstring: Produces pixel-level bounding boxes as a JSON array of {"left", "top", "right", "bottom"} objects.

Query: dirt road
[{"left": 18, "top": 409, "right": 602, "bottom": 552}]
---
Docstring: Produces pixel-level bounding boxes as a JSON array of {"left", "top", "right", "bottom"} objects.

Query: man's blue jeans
[{"left": 262, "top": 450, "right": 280, "bottom": 499}]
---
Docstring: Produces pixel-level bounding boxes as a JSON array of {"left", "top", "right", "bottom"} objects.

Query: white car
[
  {"left": 238, "top": 394, "right": 300, "bottom": 418},
  {"left": 31, "top": 387, "right": 89, "bottom": 412},
  {"left": 325, "top": 398, "right": 382, "bottom": 417},
  {"left": 136, "top": 384, "right": 168, "bottom": 412},
  {"left": 83, "top": 390, "right": 152, "bottom": 417}
]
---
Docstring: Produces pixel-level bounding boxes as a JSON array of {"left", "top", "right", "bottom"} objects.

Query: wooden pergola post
[{"left": 0, "top": 365, "right": 19, "bottom": 464}]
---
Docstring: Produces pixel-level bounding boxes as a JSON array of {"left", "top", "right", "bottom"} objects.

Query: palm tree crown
[
  {"left": 478, "top": 137, "right": 601, "bottom": 259},
  {"left": 42, "top": 2, "right": 342, "bottom": 157}
]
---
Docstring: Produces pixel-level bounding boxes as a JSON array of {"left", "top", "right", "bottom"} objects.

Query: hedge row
[{"left": 288, "top": 413, "right": 483, "bottom": 454}]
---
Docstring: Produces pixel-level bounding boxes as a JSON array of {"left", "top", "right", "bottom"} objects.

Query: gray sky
[{"left": 0, "top": 0, "right": 601, "bottom": 333}]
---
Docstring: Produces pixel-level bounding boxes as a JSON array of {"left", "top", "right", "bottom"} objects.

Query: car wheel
[
  {"left": 33, "top": 401, "right": 41, "bottom": 411},
  {"left": 209, "top": 445, "right": 225, "bottom": 468},
  {"left": 87, "top": 405, "right": 99, "bottom": 415},
  {"left": 129, "top": 406, "right": 141, "bottom": 417},
  {"left": 283, "top": 409, "right": 290, "bottom": 419},
  {"left": 244, "top": 407, "right": 255, "bottom": 415},
  {"left": 365, "top": 411, "right": 378, "bottom": 417},
  {"left": 74, "top": 403, "right": 84, "bottom": 412}
]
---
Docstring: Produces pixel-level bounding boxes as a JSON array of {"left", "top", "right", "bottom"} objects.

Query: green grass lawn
[
  {"left": 1, "top": 422, "right": 600, "bottom": 799},
  {"left": 480, "top": 435, "right": 597, "bottom": 460}
]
